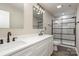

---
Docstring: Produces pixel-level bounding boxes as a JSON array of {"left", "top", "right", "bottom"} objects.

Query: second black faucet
[{"left": 7, "top": 32, "right": 12, "bottom": 43}]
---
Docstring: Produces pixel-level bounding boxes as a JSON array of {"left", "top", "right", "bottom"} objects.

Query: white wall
[
  {"left": 0, "top": 3, "right": 24, "bottom": 38},
  {"left": 43, "top": 11, "right": 53, "bottom": 34},
  {"left": 76, "top": 5, "right": 79, "bottom": 54},
  {"left": 0, "top": 4, "right": 24, "bottom": 28},
  {"left": 0, "top": 3, "right": 53, "bottom": 39}
]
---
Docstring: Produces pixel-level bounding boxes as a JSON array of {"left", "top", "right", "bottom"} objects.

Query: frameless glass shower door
[{"left": 53, "top": 17, "right": 76, "bottom": 47}]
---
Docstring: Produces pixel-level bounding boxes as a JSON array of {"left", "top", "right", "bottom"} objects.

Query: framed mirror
[{"left": 33, "top": 4, "right": 43, "bottom": 29}]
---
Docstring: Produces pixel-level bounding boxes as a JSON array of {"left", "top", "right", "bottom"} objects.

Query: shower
[{"left": 52, "top": 16, "right": 76, "bottom": 47}]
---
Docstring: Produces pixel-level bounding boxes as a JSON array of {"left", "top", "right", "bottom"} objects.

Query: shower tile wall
[{"left": 53, "top": 18, "right": 76, "bottom": 46}]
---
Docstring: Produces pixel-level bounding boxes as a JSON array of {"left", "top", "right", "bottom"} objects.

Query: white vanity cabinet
[{"left": 10, "top": 36, "right": 53, "bottom": 56}]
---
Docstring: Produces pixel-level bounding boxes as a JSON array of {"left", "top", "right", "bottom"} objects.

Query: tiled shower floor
[{"left": 51, "top": 46, "right": 77, "bottom": 56}]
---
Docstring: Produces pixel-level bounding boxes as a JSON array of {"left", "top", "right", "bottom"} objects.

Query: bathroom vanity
[{"left": 0, "top": 34, "right": 53, "bottom": 56}]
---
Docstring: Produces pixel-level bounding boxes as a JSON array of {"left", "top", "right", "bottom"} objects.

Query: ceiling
[
  {"left": 8, "top": 3, "right": 24, "bottom": 11},
  {"left": 1, "top": 3, "right": 78, "bottom": 18},
  {"left": 40, "top": 3, "right": 79, "bottom": 18}
]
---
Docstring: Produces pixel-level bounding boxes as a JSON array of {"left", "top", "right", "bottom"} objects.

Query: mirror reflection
[{"left": 33, "top": 4, "right": 43, "bottom": 29}]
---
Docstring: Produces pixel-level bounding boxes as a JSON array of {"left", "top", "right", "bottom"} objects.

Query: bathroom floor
[{"left": 51, "top": 46, "right": 77, "bottom": 56}]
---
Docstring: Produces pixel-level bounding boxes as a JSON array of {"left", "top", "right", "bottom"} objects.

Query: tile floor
[{"left": 51, "top": 46, "right": 77, "bottom": 56}]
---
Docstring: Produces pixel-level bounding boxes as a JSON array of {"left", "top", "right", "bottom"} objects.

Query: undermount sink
[
  {"left": 0, "top": 40, "right": 26, "bottom": 56},
  {"left": 0, "top": 34, "right": 53, "bottom": 56}
]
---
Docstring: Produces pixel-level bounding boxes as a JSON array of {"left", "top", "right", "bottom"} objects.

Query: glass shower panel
[
  {"left": 53, "top": 23, "right": 62, "bottom": 28},
  {"left": 62, "top": 40, "right": 75, "bottom": 46},
  {"left": 53, "top": 17, "right": 76, "bottom": 46},
  {"left": 61, "top": 17, "right": 76, "bottom": 46},
  {"left": 62, "top": 18, "right": 75, "bottom": 23},
  {"left": 62, "top": 35, "right": 75, "bottom": 40},
  {"left": 62, "top": 29, "right": 74, "bottom": 34},
  {"left": 53, "top": 29, "right": 61, "bottom": 33},
  {"left": 54, "top": 39, "right": 61, "bottom": 44},
  {"left": 53, "top": 19, "right": 62, "bottom": 44},
  {"left": 54, "top": 34, "right": 61, "bottom": 39},
  {"left": 62, "top": 23, "right": 75, "bottom": 28}
]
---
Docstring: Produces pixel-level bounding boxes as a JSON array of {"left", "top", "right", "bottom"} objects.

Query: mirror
[
  {"left": 0, "top": 10, "right": 10, "bottom": 28},
  {"left": 33, "top": 5, "right": 43, "bottom": 29},
  {"left": 0, "top": 3, "right": 24, "bottom": 28}
]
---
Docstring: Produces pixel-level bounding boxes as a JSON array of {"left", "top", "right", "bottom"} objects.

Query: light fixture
[
  {"left": 37, "top": 10, "right": 41, "bottom": 14},
  {"left": 43, "top": 10, "right": 45, "bottom": 13},
  {"left": 37, "top": 12, "right": 40, "bottom": 14},
  {"left": 57, "top": 5, "right": 62, "bottom": 8},
  {"left": 33, "top": 7, "right": 36, "bottom": 10},
  {"left": 61, "top": 16, "right": 68, "bottom": 18},
  {"left": 34, "top": 4, "right": 45, "bottom": 14}
]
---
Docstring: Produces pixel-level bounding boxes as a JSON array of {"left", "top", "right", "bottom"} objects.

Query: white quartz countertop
[{"left": 0, "top": 34, "right": 53, "bottom": 56}]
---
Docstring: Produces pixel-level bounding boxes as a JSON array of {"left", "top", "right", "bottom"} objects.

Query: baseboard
[{"left": 75, "top": 48, "right": 79, "bottom": 56}]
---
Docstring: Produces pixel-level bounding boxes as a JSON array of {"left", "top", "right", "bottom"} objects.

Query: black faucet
[
  {"left": 39, "top": 30, "right": 44, "bottom": 36},
  {"left": 7, "top": 32, "right": 12, "bottom": 43},
  {"left": 0, "top": 39, "right": 3, "bottom": 44}
]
